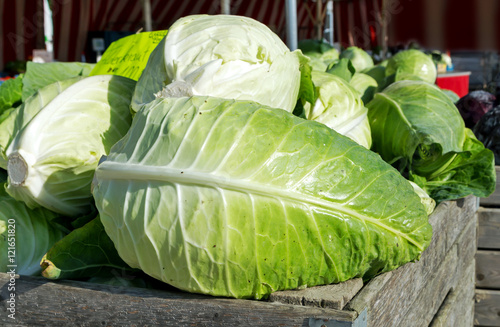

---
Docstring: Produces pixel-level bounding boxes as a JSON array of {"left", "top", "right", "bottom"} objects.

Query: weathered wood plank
[
  {"left": 268, "top": 278, "right": 363, "bottom": 310},
  {"left": 346, "top": 196, "right": 477, "bottom": 326},
  {"left": 0, "top": 273, "right": 358, "bottom": 327},
  {"left": 430, "top": 260, "right": 475, "bottom": 327},
  {"left": 477, "top": 207, "right": 500, "bottom": 249},
  {"left": 476, "top": 250, "right": 500, "bottom": 289},
  {"left": 480, "top": 166, "right": 500, "bottom": 207},
  {"left": 0, "top": 196, "right": 477, "bottom": 326},
  {"left": 398, "top": 217, "right": 476, "bottom": 326},
  {"left": 475, "top": 289, "right": 500, "bottom": 326}
]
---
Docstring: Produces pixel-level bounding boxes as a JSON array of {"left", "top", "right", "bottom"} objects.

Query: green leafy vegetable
[
  {"left": 5, "top": 75, "right": 135, "bottom": 216},
  {"left": 21, "top": 61, "right": 95, "bottom": 101},
  {"left": 0, "top": 75, "right": 23, "bottom": 113},
  {"left": 0, "top": 77, "right": 83, "bottom": 169},
  {"left": 339, "top": 47, "right": 374, "bottom": 72},
  {"left": 385, "top": 50, "right": 437, "bottom": 84},
  {"left": 304, "top": 71, "right": 372, "bottom": 148},
  {"left": 131, "top": 14, "right": 304, "bottom": 113},
  {"left": 298, "top": 40, "right": 340, "bottom": 72},
  {"left": 441, "top": 89, "right": 460, "bottom": 104},
  {"left": 367, "top": 80, "right": 495, "bottom": 202},
  {"left": 40, "top": 216, "right": 137, "bottom": 280},
  {"left": 0, "top": 183, "right": 65, "bottom": 275},
  {"left": 361, "top": 65, "right": 386, "bottom": 87},
  {"left": 326, "top": 58, "right": 356, "bottom": 82},
  {"left": 349, "top": 73, "right": 378, "bottom": 104},
  {"left": 92, "top": 95, "right": 432, "bottom": 299}
]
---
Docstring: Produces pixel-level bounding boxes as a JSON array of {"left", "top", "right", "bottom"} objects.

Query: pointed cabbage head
[
  {"left": 305, "top": 71, "right": 372, "bottom": 148},
  {"left": 5, "top": 75, "right": 136, "bottom": 216},
  {"left": 92, "top": 95, "right": 432, "bottom": 299},
  {"left": 131, "top": 15, "right": 303, "bottom": 113}
]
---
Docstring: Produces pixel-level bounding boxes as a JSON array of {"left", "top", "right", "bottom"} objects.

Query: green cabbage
[
  {"left": 304, "top": 71, "right": 372, "bottom": 148},
  {"left": 0, "top": 183, "right": 66, "bottom": 275},
  {"left": 385, "top": 50, "right": 437, "bottom": 84},
  {"left": 92, "top": 95, "right": 432, "bottom": 299},
  {"left": 339, "top": 47, "right": 374, "bottom": 72},
  {"left": 0, "top": 77, "right": 83, "bottom": 169},
  {"left": 349, "top": 73, "right": 378, "bottom": 104},
  {"left": 131, "top": 15, "right": 304, "bottom": 113},
  {"left": 4, "top": 75, "right": 136, "bottom": 216},
  {"left": 367, "top": 80, "right": 496, "bottom": 202}
]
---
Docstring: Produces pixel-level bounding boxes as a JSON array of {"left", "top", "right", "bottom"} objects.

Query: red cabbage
[{"left": 456, "top": 90, "right": 496, "bottom": 128}]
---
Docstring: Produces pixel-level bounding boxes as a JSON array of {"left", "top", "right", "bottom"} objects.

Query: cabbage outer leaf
[
  {"left": 5, "top": 75, "right": 135, "bottom": 216},
  {"left": 0, "top": 77, "right": 83, "bottom": 169},
  {"left": 131, "top": 15, "right": 302, "bottom": 113},
  {"left": 0, "top": 183, "right": 65, "bottom": 275},
  {"left": 367, "top": 80, "right": 465, "bottom": 169},
  {"left": 93, "top": 96, "right": 431, "bottom": 299}
]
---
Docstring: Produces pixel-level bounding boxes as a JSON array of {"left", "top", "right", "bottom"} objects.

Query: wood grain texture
[
  {"left": 477, "top": 208, "right": 500, "bottom": 249},
  {"left": 268, "top": 278, "right": 364, "bottom": 310},
  {"left": 0, "top": 273, "right": 357, "bottom": 327},
  {"left": 430, "top": 261, "right": 475, "bottom": 327},
  {"left": 475, "top": 289, "right": 500, "bottom": 326},
  {"left": 476, "top": 250, "right": 500, "bottom": 289},
  {"left": 346, "top": 196, "right": 477, "bottom": 327},
  {"left": 0, "top": 196, "right": 478, "bottom": 326},
  {"left": 479, "top": 166, "right": 500, "bottom": 207},
  {"left": 399, "top": 218, "right": 476, "bottom": 327}
]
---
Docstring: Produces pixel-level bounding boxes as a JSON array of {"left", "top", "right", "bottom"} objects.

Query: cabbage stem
[{"left": 7, "top": 152, "right": 28, "bottom": 186}]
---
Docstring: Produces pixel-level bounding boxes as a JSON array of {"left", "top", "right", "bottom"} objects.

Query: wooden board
[
  {"left": 475, "top": 289, "right": 500, "bottom": 326},
  {"left": 430, "top": 260, "right": 475, "bottom": 327},
  {"left": 477, "top": 207, "right": 500, "bottom": 249},
  {"left": 479, "top": 166, "right": 500, "bottom": 207},
  {"left": 346, "top": 196, "right": 477, "bottom": 327},
  {"left": 0, "top": 196, "right": 478, "bottom": 326},
  {"left": 475, "top": 167, "right": 500, "bottom": 326},
  {"left": 476, "top": 250, "right": 500, "bottom": 289},
  {"left": 0, "top": 273, "right": 358, "bottom": 326}
]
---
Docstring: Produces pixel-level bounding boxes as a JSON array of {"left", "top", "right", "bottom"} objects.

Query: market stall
[{"left": 1, "top": 1, "right": 499, "bottom": 326}]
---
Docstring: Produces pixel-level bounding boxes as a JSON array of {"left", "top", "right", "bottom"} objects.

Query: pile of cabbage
[{"left": 0, "top": 14, "right": 494, "bottom": 300}]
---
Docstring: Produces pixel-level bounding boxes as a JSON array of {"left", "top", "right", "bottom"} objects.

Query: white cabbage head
[
  {"left": 5, "top": 75, "right": 136, "bottom": 216},
  {"left": 304, "top": 71, "right": 372, "bottom": 149},
  {"left": 131, "top": 14, "right": 303, "bottom": 113}
]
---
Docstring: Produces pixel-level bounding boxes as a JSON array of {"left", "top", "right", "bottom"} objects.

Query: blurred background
[{"left": 1, "top": 0, "right": 499, "bottom": 93}]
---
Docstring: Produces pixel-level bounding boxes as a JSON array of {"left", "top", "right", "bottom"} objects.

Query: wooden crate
[
  {"left": 0, "top": 196, "right": 477, "bottom": 326},
  {"left": 476, "top": 167, "right": 500, "bottom": 327}
]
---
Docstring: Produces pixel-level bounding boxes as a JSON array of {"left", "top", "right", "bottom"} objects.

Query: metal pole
[
  {"left": 143, "top": 0, "right": 152, "bottom": 31},
  {"left": 221, "top": 0, "right": 231, "bottom": 14},
  {"left": 285, "top": 0, "right": 298, "bottom": 50},
  {"left": 326, "top": 0, "right": 334, "bottom": 45},
  {"left": 43, "top": 0, "right": 53, "bottom": 53}
]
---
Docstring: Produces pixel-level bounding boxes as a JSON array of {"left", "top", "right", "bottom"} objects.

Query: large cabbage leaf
[
  {"left": 0, "top": 183, "right": 66, "bottom": 275},
  {"left": 0, "top": 75, "right": 23, "bottom": 113},
  {"left": 131, "top": 15, "right": 303, "bottom": 114},
  {"left": 304, "top": 71, "right": 372, "bottom": 148},
  {"left": 40, "top": 216, "right": 138, "bottom": 280},
  {"left": 21, "top": 61, "right": 95, "bottom": 101},
  {"left": 92, "top": 96, "right": 432, "bottom": 300},
  {"left": 5, "top": 75, "right": 136, "bottom": 216},
  {"left": 367, "top": 80, "right": 495, "bottom": 202}
]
